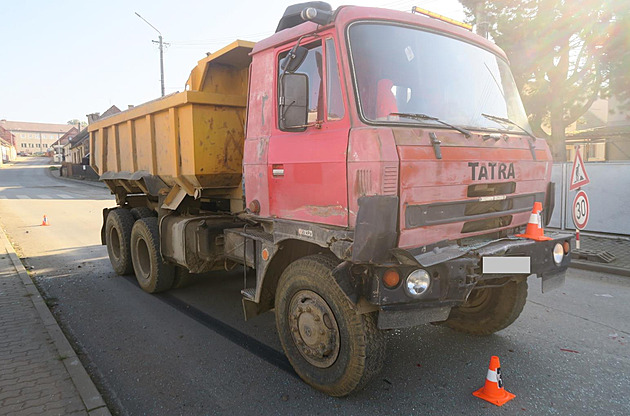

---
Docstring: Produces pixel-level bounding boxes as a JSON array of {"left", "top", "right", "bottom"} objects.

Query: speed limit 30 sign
[{"left": 572, "top": 190, "right": 589, "bottom": 230}]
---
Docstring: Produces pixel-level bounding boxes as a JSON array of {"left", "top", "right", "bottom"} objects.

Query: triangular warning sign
[{"left": 569, "top": 147, "right": 590, "bottom": 191}]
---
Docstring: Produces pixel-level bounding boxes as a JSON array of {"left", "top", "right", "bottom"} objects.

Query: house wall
[
  {"left": 70, "top": 144, "right": 87, "bottom": 164},
  {"left": 14, "top": 131, "right": 65, "bottom": 153},
  {"left": 607, "top": 140, "right": 630, "bottom": 161}
]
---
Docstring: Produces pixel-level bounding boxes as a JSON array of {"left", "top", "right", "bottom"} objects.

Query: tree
[
  {"left": 67, "top": 119, "right": 87, "bottom": 130},
  {"left": 459, "top": 0, "right": 627, "bottom": 161},
  {"left": 600, "top": 7, "right": 630, "bottom": 114}
]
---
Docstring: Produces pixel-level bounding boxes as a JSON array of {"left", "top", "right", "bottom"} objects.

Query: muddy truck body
[{"left": 90, "top": 3, "right": 573, "bottom": 396}]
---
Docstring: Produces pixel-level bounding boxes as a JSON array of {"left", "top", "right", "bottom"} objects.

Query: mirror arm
[
  {"left": 287, "top": 122, "right": 321, "bottom": 129},
  {"left": 279, "top": 32, "right": 319, "bottom": 77}
]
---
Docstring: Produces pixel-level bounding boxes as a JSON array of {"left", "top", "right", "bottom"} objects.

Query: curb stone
[
  {"left": 45, "top": 163, "right": 108, "bottom": 189},
  {"left": 570, "top": 259, "right": 630, "bottom": 278}
]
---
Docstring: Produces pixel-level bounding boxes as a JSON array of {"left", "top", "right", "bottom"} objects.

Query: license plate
[{"left": 482, "top": 256, "right": 530, "bottom": 274}]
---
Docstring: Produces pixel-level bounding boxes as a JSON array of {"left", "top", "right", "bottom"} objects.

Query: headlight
[
  {"left": 553, "top": 243, "right": 564, "bottom": 265},
  {"left": 405, "top": 269, "right": 431, "bottom": 297}
]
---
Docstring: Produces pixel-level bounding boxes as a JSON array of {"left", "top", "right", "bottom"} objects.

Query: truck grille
[
  {"left": 405, "top": 191, "right": 544, "bottom": 229},
  {"left": 461, "top": 215, "right": 513, "bottom": 233}
]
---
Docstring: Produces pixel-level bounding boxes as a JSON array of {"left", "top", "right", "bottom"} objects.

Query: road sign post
[
  {"left": 570, "top": 146, "right": 590, "bottom": 249},
  {"left": 572, "top": 190, "right": 589, "bottom": 249}
]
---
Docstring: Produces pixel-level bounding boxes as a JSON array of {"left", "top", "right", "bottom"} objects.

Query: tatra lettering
[{"left": 468, "top": 162, "right": 515, "bottom": 181}]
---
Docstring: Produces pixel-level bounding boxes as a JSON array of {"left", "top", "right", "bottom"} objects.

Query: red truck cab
[{"left": 235, "top": 3, "right": 572, "bottom": 395}]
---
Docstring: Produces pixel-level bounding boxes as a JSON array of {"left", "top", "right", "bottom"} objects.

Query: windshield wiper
[
  {"left": 481, "top": 113, "right": 537, "bottom": 160},
  {"left": 391, "top": 113, "right": 471, "bottom": 138}
]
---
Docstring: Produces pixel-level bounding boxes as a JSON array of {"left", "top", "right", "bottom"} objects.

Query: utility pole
[
  {"left": 135, "top": 12, "right": 166, "bottom": 97},
  {"left": 474, "top": 1, "right": 489, "bottom": 39}
]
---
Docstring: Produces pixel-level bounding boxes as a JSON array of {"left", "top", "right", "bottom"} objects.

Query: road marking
[
  {"left": 57, "top": 194, "right": 73, "bottom": 199},
  {"left": 0, "top": 196, "right": 6, "bottom": 199},
  {"left": 38, "top": 195, "right": 52, "bottom": 199},
  {"left": 16, "top": 195, "right": 31, "bottom": 199}
]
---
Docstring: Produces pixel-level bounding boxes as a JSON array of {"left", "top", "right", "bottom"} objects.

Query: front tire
[
  {"left": 443, "top": 279, "right": 528, "bottom": 335},
  {"left": 105, "top": 209, "right": 135, "bottom": 275},
  {"left": 275, "top": 254, "right": 386, "bottom": 397},
  {"left": 130, "top": 217, "right": 174, "bottom": 293}
]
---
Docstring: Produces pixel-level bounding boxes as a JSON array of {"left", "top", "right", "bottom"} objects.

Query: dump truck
[{"left": 90, "top": 3, "right": 573, "bottom": 396}]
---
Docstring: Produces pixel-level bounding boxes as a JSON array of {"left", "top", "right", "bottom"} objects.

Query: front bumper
[{"left": 365, "top": 232, "right": 573, "bottom": 329}]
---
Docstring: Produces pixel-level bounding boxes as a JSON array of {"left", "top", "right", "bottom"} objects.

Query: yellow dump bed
[{"left": 89, "top": 40, "right": 254, "bottom": 202}]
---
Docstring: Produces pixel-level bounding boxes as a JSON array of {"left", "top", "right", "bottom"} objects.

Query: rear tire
[
  {"left": 275, "top": 254, "right": 386, "bottom": 397},
  {"left": 130, "top": 207, "right": 155, "bottom": 220},
  {"left": 105, "top": 209, "right": 135, "bottom": 275},
  {"left": 130, "top": 217, "right": 174, "bottom": 293},
  {"left": 443, "top": 279, "right": 528, "bottom": 335}
]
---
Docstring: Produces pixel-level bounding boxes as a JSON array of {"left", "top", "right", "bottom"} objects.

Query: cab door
[{"left": 267, "top": 37, "right": 350, "bottom": 227}]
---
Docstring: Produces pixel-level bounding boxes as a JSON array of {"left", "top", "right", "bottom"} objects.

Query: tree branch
[
  {"left": 566, "top": 53, "right": 596, "bottom": 86},
  {"left": 562, "top": 73, "right": 602, "bottom": 126}
]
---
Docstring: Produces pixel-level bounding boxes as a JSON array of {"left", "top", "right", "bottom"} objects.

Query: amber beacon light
[{"left": 411, "top": 6, "right": 473, "bottom": 31}]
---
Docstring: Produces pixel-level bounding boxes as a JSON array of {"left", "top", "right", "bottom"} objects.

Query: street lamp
[{"left": 135, "top": 12, "right": 166, "bottom": 97}]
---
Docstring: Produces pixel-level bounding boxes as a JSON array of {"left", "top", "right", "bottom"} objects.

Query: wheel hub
[{"left": 288, "top": 290, "right": 340, "bottom": 368}]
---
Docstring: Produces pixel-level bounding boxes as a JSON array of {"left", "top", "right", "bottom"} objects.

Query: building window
[{"left": 20, "top": 133, "right": 25, "bottom": 138}]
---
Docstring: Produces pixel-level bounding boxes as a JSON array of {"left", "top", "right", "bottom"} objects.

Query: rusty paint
[
  {"left": 261, "top": 93, "right": 268, "bottom": 125},
  {"left": 304, "top": 204, "right": 347, "bottom": 218}
]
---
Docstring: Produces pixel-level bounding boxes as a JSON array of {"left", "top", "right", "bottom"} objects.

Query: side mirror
[
  {"left": 279, "top": 73, "right": 309, "bottom": 131},
  {"left": 281, "top": 46, "right": 308, "bottom": 73}
]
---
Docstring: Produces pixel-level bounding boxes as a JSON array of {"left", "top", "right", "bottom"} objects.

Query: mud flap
[
  {"left": 352, "top": 196, "right": 398, "bottom": 264},
  {"left": 541, "top": 270, "right": 566, "bottom": 293}
]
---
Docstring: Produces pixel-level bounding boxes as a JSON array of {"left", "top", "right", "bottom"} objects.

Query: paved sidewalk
[
  {"left": 548, "top": 228, "right": 630, "bottom": 277},
  {"left": 0, "top": 229, "right": 111, "bottom": 416},
  {"left": 571, "top": 232, "right": 630, "bottom": 277}
]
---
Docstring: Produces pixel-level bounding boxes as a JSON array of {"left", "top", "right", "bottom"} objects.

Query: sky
[{"left": 0, "top": 0, "right": 466, "bottom": 124}]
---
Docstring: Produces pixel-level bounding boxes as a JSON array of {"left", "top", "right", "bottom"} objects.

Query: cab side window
[
  {"left": 278, "top": 41, "right": 323, "bottom": 126},
  {"left": 326, "top": 38, "right": 345, "bottom": 121}
]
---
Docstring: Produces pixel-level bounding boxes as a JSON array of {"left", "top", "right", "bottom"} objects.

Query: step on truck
[{"left": 90, "top": 3, "right": 573, "bottom": 396}]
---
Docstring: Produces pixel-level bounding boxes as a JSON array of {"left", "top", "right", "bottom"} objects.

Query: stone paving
[
  {"left": 576, "top": 234, "right": 630, "bottom": 272},
  {"left": 0, "top": 230, "right": 110, "bottom": 416}
]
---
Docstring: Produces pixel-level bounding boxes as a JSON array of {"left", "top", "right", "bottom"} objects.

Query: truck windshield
[{"left": 348, "top": 22, "right": 532, "bottom": 133}]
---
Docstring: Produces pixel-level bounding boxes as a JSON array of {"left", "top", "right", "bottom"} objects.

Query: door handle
[{"left": 272, "top": 164, "right": 284, "bottom": 177}]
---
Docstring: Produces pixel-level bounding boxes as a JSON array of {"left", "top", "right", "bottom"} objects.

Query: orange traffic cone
[
  {"left": 516, "top": 202, "right": 551, "bottom": 241},
  {"left": 41, "top": 215, "right": 50, "bottom": 226},
  {"left": 473, "top": 356, "right": 515, "bottom": 406}
]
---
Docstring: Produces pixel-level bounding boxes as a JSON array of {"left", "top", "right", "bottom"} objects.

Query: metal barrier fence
[
  {"left": 549, "top": 162, "right": 630, "bottom": 235},
  {"left": 60, "top": 163, "right": 100, "bottom": 181}
]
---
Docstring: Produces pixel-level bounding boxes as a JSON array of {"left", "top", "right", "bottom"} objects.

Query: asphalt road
[{"left": 1, "top": 158, "right": 629, "bottom": 415}]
